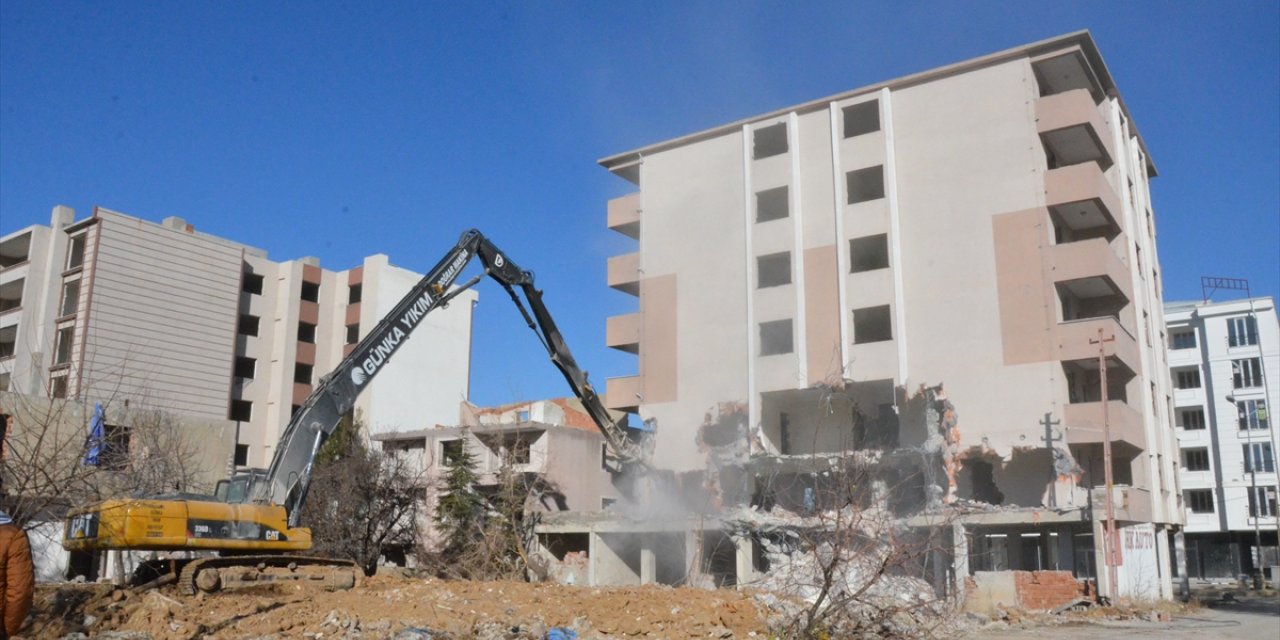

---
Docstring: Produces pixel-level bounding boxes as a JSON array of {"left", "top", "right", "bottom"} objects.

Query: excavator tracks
[{"left": 176, "top": 555, "right": 359, "bottom": 595}]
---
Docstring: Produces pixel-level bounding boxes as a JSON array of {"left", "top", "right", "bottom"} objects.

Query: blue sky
[{"left": 2, "top": 2, "right": 1277, "bottom": 408}]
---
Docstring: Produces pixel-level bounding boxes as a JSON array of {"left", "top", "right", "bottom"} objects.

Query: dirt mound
[{"left": 28, "top": 576, "right": 779, "bottom": 639}]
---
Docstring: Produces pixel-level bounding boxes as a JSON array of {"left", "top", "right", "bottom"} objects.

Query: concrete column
[
  {"left": 685, "top": 530, "right": 700, "bottom": 584},
  {"left": 1155, "top": 526, "right": 1173, "bottom": 600},
  {"left": 952, "top": 524, "right": 970, "bottom": 601},
  {"left": 1173, "top": 529, "right": 1189, "bottom": 600},
  {"left": 1091, "top": 518, "right": 1111, "bottom": 600},
  {"left": 734, "top": 536, "right": 756, "bottom": 586},
  {"left": 588, "top": 532, "right": 598, "bottom": 586},
  {"left": 640, "top": 545, "right": 656, "bottom": 585}
]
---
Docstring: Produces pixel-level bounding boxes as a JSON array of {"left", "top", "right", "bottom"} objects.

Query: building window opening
[
  {"left": 345, "top": 323, "right": 360, "bottom": 345},
  {"left": 1179, "top": 408, "right": 1205, "bottom": 430},
  {"left": 348, "top": 283, "right": 362, "bottom": 304},
  {"left": 753, "top": 123, "right": 788, "bottom": 159},
  {"left": 1238, "top": 399, "right": 1268, "bottom": 430},
  {"left": 294, "top": 363, "right": 313, "bottom": 385},
  {"left": 1232, "top": 357, "right": 1263, "bottom": 388},
  {"left": 849, "top": 234, "right": 890, "bottom": 272},
  {"left": 0, "top": 232, "right": 31, "bottom": 268},
  {"left": 59, "top": 281, "right": 79, "bottom": 317},
  {"left": 846, "top": 165, "right": 885, "bottom": 204},
  {"left": 238, "top": 314, "right": 261, "bottom": 337},
  {"left": 101, "top": 424, "right": 131, "bottom": 470},
  {"left": 291, "top": 404, "right": 302, "bottom": 417},
  {"left": 50, "top": 375, "right": 68, "bottom": 399},
  {"left": 229, "top": 400, "right": 252, "bottom": 422},
  {"left": 1248, "top": 486, "right": 1277, "bottom": 518},
  {"left": 1182, "top": 448, "right": 1210, "bottom": 472},
  {"left": 1169, "top": 329, "right": 1196, "bottom": 350},
  {"left": 234, "top": 357, "right": 256, "bottom": 379},
  {"left": 300, "top": 281, "right": 320, "bottom": 303},
  {"left": 1227, "top": 316, "right": 1259, "bottom": 347},
  {"left": 1174, "top": 368, "right": 1201, "bottom": 390},
  {"left": 298, "top": 321, "right": 317, "bottom": 344},
  {"left": 66, "top": 234, "right": 86, "bottom": 270},
  {"left": 441, "top": 439, "right": 465, "bottom": 466},
  {"left": 1243, "top": 443, "right": 1274, "bottom": 473},
  {"left": 852, "top": 305, "right": 892, "bottom": 344},
  {"left": 759, "top": 319, "right": 793, "bottom": 356},
  {"left": 756, "top": 252, "right": 791, "bottom": 288},
  {"left": 755, "top": 186, "right": 789, "bottom": 223},
  {"left": 0, "top": 326, "right": 15, "bottom": 359},
  {"left": 234, "top": 444, "right": 249, "bottom": 467},
  {"left": 54, "top": 327, "right": 74, "bottom": 365},
  {"left": 843, "top": 100, "right": 880, "bottom": 138},
  {"left": 243, "top": 272, "right": 265, "bottom": 295},
  {"left": 0, "top": 279, "right": 22, "bottom": 312},
  {"left": 1185, "top": 489, "right": 1213, "bottom": 514}
]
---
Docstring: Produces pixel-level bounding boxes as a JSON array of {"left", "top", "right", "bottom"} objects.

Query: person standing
[{"left": 0, "top": 508, "right": 33, "bottom": 639}]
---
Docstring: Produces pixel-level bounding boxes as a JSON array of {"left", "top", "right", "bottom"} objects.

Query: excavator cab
[{"left": 214, "top": 470, "right": 265, "bottom": 504}]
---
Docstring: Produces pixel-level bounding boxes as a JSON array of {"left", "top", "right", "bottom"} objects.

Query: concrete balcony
[
  {"left": 1036, "top": 89, "right": 1113, "bottom": 169},
  {"left": 295, "top": 341, "right": 316, "bottom": 365},
  {"left": 1065, "top": 400, "right": 1146, "bottom": 452},
  {"left": 1045, "top": 162, "right": 1122, "bottom": 239},
  {"left": 1047, "top": 237, "right": 1132, "bottom": 301},
  {"left": 606, "top": 313, "right": 641, "bottom": 354},
  {"left": 605, "top": 375, "right": 641, "bottom": 413},
  {"left": 1056, "top": 316, "right": 1140, "bottom": 374},
  {"left": 608, "top": 193, "right": 641, "bottom": 240},
  {"left": 607, "top": 252, "right": 641, "bottom": 297},
  {"left": 299, "top": 300, "right": 320, "bottom": 325}
]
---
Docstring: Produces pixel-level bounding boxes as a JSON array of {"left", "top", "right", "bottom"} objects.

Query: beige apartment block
[
  {"left": 0, "top": 206, "right": 475, "bottom": 479},
  {"left": 591, "top": 31, "right": 1181, "bottom": 599}
]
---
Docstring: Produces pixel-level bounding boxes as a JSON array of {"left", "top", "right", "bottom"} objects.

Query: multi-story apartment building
[
  {"left": 588, "top": 31, "right": 1180, "bottom": 599},
  {"left": 0, "top": 205, "right": 475, "bottom": 473},
  {"left": 1167, "top": 296, "right": 1279, "bottom": 579}
]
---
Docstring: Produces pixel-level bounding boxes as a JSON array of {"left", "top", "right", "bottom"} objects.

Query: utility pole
[{"left": 1090, "top": 327, "right": 1119, "bottom": 601}]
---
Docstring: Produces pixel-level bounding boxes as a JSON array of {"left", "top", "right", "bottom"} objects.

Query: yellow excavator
[{"left": 63, "top": 229, "right": 643, "bottom": 593}]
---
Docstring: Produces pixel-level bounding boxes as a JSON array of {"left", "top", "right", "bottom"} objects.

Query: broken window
[
  {"left": 843, "top": 100, "right": 880, "bottom": 138},
  {"left": 60, "top": 280, "right": 79, "bottom": 317},
  {"left": 756, "top": 252, "right": 791, "bottom": 288},
  {"left": 1179, "top": 408, "right": 1205, "bottom": 430},
  {"left": 752, "top": 123, "right": 788, "bottom": 159},
  {"left": 345, "top": 323, "right": 360, "bottom": 345},
  {"left": 1227, "top": 316, "right": 1259, "bottom": 347},
  {"left": 228, "top": 399, "right": 252, "bottom": 422},
  {"left": 441, "top": 439, "right": 465, "bottom": 466},
  {"left": 243, "top": 272, "right": 265, "bottom": 295},
  {"left": 300, "top": 281, "right": 320, "bottom": 303},
  {"left": 755, "top": 186, "right": 789, "bottom": 223},
  {"left": 1174, "top": 368, "right": 1201, "bottom": 390},
  {"left": 1169, "top": 329, "right": 1196, "bottom": 350},
  {"left": 348, "top": 283, "right": 362, "bottom": 304},
  {"left": 1182, "top": 448, "right": 1210, "bottom": 471},
  {"left": 298, "top": 321, "right": 317, "bottom": 344},
  {"left": 101, "top": 424, "right": 130, "bottom": 470},
  {"left": 846, "top": 165, "right": 885, "bottom": 204},
  {"left": 1232, "top": 358, "right": 1263, "bottom": 388},
  {"left": 54, "top": 327, "right": 74, "bottom": 365},
  {"left": 66, "top": 234, "right": 86, "bottom": 270},
  {"left": 238, "top": 314, "right": 260, "bottom": 337},
  {"left": 234, "top": 356, "right": 256, "bottom": 379},
  {"left": 852, "top": 305, "right": 892, "bottom": 343},
  {"left": 294, "top": 363, "right": 313, "bottom": 385},
  {"left": 50, "top": 375, "right": 68, "bottom": 399},
  {"left": 849, "top": 234, "right": 889, "bottom": 272},
  {"left": 1185, "top": 489, "right": 1213, "bottom": 513},
  {"left": 779, "top": 413, "right": 791, "bottom": 455},
  {"left": 1237, "top": 399, "right": 1268, "bottom": 430},
  {"left": 759, "top": 319, "right": 793, "bottom": 356},
  {"left": 234, "top": 444, "right": 249, "bottom": 467}
]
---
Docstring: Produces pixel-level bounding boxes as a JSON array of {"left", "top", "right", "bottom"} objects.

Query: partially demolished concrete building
[{"left": 546, "top": 31, "right": 1182, "bottom": 601}]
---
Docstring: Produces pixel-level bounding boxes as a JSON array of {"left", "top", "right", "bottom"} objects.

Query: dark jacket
[{"left": 0, "top": 523, "right": 33, "bottom": 638}]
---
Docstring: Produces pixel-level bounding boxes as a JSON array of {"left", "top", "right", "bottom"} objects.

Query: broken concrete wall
[{"left": 963, "top": 570, "right": 1089, "bottom": 614}]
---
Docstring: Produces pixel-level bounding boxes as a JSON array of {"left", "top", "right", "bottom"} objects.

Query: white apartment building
[
  {"left": 591, "top": 31, "right": 1181, "bottom": 599},
  {"left": 1167, "top": 296, "right": 1279, "bottom": 579},
  {"left": 0, "top": 205, "right": 475, "bottom": 474}
]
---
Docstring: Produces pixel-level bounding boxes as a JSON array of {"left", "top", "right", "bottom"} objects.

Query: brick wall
[{"left": 1013, "top": 570, "right": 1089, "bottom": 610}]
